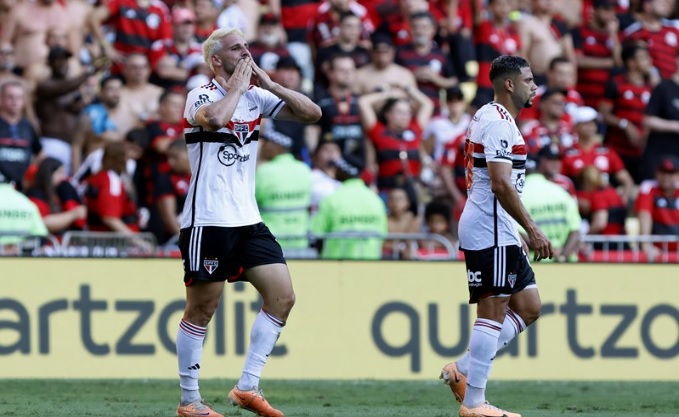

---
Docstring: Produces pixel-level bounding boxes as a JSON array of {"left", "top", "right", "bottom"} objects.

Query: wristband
[{"left": 618, "top": 119, "right": 629, "bottom": 129}]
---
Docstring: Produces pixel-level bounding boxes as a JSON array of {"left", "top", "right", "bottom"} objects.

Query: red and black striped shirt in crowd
[
  {"left": 106, "top": 0, "right": 172, "bottom": 59},
  {"left": 281, "top": 0, "right": 320, "bottom": 43},
  {"left": 473, "top": 20, "right": 521, "bottom": 90},
  {"left": 395, "top": 43, "right": 455, "bottom": 114},
  {"left": 307, "top": 1, "right": 374, "bottom": 49},
  {"left": 635, "top": 181, "right": 679, "bottom": 249},
  {"left": 580, "top": 185, "right": 627, "bottom": 235},
  {"left": 572, "top": 23, "right": 618, "bottom": 108},
  {"left": 601, "top": 72, "right": 652, "bottom": 157},
  {"left": 368, "top": 120, "right": 422, "bottom": 190},
  {"left": 623, "top": 21, "right": 679, "bottom": 79}
]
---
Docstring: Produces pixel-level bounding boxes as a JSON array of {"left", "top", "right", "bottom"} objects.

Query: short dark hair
[
  {"left": 410, "top": 11, "right": 436, "bottom": 25},
  {"left": 328, "top": 52, "right": 355, "bottom": 70},
  {"left": 99, "top": 74, "right": 122, "bottom": 89},
  {"left": 339, "top": 11, "right": 359, "bottom": 23},
  {"left": 159, "top": 88, "right": 182, "bottom": 104},
  {"left": 424, "top": 201, "right": 451, "bottom": 224},
  {"left": 489, "top": 55, "right": 530, "bottom": 83},
  {"left": 548, "top": 56, "right": 571, "bottom": 71},
  {"left": 541, "top": 88, "right": 566, "bottom": 101},
  {"left": 621, "top": 43, "right": 646, "bottom": 66}
]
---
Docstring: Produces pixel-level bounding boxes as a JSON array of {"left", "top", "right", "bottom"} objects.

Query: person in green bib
[
  {"left": 0, "top": 174, "right": 48, "bottom": 247},
  {"left": 311, "top": 158, "right": 388, "bottom": 259},
  {"left": 256, "top": 128, "right": 312, "bottom": 249},
  {"left": 521, "top": 145, "right": 582, "bottom": 262}
]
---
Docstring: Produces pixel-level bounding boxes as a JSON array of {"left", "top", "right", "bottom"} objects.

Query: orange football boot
[
  {"left": 227, "top": 386, "right": 284, "bottom": 417},
  {"left": 440, "top": 362, "right": 467, "bottom": 403},
  {"left": 459, "top": 401, "right": 521, "bottom": 417},
  {"left": 176, "top": 399, "right": 224, "bottom": 417}
]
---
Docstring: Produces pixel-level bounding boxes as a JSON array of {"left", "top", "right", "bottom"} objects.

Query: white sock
[
  {"left": 237, "top": 310, "right": 284, "bottom": 391},
  {"left": 463, "top": 318, "right": 502, "bottom": 407},
  {"left": 177, "top": 319, "right": 206, "bottom": 404},
  {"left": 457, "top": 309, "right": 526, "bottom": 376}
]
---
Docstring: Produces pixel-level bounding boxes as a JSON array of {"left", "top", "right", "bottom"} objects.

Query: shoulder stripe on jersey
[
  {"left": 185, "top": 130, "right": 260, "bottom": 146},
  {"left": 474, "top": 157, "right": 526, "bottom": 169},
  {"left": 269, "top": 100, "right": 285, "bottom": 117},
  {"left": 491, "top": 103, "right": 510, "bottom": 120}
]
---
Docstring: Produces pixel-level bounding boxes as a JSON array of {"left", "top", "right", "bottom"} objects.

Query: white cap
[{"left": 572, "top": 106, "right": 598, "bottom": 124}]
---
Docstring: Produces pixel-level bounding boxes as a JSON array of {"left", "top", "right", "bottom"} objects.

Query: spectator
[
  {"left": 216, "top": 0, "right": 249, "bottom": 38},
  {"left": 520, "top": 89, "right": 577, "bottom": 156},
  {"left": 147, "top": 139, "right": 190, "bottom": 244},
  {"left": 577, "top": 164, "right": 627, "bottom": 241},
  {"left": 521, "top": 155, "right": 581, "bottom": 262},
  {"left": 372, "top": 0, "right": 431, "bottom": 47},
  {"left": 641, "top": 56, "right": 679, "bottom": 181},
  {"left": 0, "top": 46, "right": 24, "bottom": 86},
  {"left": 264, "top": 57, "right": 316, "bottom": 163},
  {"left": 248, "top": 13, "right": 292, "bottom": 74},
  {"left": 536, "top": 143, "right": 577, "bottom": 198},
  {"left": 518, "top": 56, "right": 584, "bottom": 125},
  {"left": 89, "top": 0, "right": 172, "bottom": 71},
  {"left": 419, "top": 200, "right": 457, "bottom": 258},
  {"left": 0, "top": 80, "right": 42, "bottom": 190},
  {"left": 193, "top": 0, "right": 219, "bottom": 43},
  {"left": 622, "top": 0, "right": 679, "bottom": 79},
  {"left": 149, "top": 7, "right": 203, "bottom": 90},
  {"left": 424, "top": 86, "right": 469, "bottom": 210},
  {"left": 315, "top": 11, "right": 371, "bottom": 88},
  {"left": 309, "top": 140, "right": 342, "bottom": 214},
  {"left": 358, "top": 85, "right": 434, "bottom": 208},
  {"left": 0, "top": 0, "right": 73, "bottom": 72},
  {"left": 35, "top": 47, "right": 103, "bottom": 174},
  {"left": 120, "top": 53, "right": 163, "bottom": 130},
  {"left": 384, "top": 186, "right": 421, "bottom": 258},
  {"left": 395, "top": 11, "right": 458, "bottom": 114},
  {"left": 308, "top": 0, "right": 374, "bottom": 53},
  {"left": 26, "top": 157, "right": 86, "bottom": 235},
  {"left": 469, "top": 0, "right": 522, "bottom": 110},
  {"left": 518, "top": 0, "right": 576, "bottom": 85},
  {"left": 572, "top": 0, "right": 622, "bottom": 109},
  {"left": 314, "top": 54, "right": 365, "bottom": 169},
  {"left": 311, "top": 157, "right": 388, "bottom": 259},
  {"left": 563, "top": 106, "right": 634, "bottom": 202},
  {"left": 278, "top": 0, "right": 321, "bottom": 84},
  {"left": 0, "top": 172, "right": 48, "bottom": 246},
  {"left": 84, "top": 141, "right": 140, "bottom": 233},
  {"left": 355, "top": 32, "right": 417, "bottom": 95},
  {"left": 82, "top": 75, "right": 125, "bottom": 157},
  {"left": 255, "top": 132, "right": 312, "bottom": 249},
  {"left": 599, "top": 43, "right": 656, "bottom": 183},
  {"left": 635, "top": 156, "right": 679, "bottom": 261}
]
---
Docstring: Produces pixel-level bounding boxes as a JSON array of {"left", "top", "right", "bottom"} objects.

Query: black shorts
[
  {"left": 462, "top": 245, "right": 536, "bottom": 304},
  {"left": 178, "top": 223, "right": 286, "bottom": 286}
]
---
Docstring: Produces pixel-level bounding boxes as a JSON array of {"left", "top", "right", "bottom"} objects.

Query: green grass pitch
[{"left": 1, "top": 379, "right": 677, "bottom": 416}]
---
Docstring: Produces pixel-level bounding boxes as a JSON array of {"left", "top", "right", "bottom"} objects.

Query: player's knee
[
  {"left": 184, "top": 302, "right": 219, "bottom": 327},
  {"left": 523, "top": 304, "right": 541, "bottom": 325},
  {"left": 280, "top": 290, "right": 296, "bottom": 313}
]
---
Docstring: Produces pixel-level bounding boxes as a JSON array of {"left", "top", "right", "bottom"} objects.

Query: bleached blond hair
[{"left": 202, "top": 28, "right": 245, "bottom": 72}]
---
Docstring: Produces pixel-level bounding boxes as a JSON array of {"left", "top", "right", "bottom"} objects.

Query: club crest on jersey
[
  {"left": 508, "top": 272, "right": 517, "bottom": 288},
  {"left": 203, "top": 258, "right": 219, "bottom": 274},
  {"left": 233, "top": 123, "right": 250, "bottom": 143}
]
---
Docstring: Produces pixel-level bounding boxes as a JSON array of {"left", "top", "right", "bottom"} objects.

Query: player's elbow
[
  {"left": 490, "top": 178, "right": 510, "bottom": 196},
  {"left": 301, "top": 104, "right": 322, "bottom": 123}
]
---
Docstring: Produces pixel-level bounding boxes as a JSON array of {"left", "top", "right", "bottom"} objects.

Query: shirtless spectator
[
  {"left": 0, "top": 81, "right": 42, "bottom": 190},
  {"left": 396, "top": 12, "right": 458, "bottom": 115},
  {"left": 355, "top": 32, "right": 417, "bottom": 95},
  {"left": 82, "top": 75, "right": 125, "bottom": 158},
  {"left": 148, "top": 7, "right": 203, "bottom": 89},
  {"left": 65, "top": 0, "right": 94, "bottom": 65},
  {"left": 518, "top": 0, "right": 576, "bottom": 84},
  {"left": 89, "top": 0, "right": 172, "bottom": 70},
  {"left": 315, "top": 11, "right": 371, "bottom": 89},
  {"left": 384, "top": 186, "right": 422, "bottom": 258},
  {"left": 119, "top": 54, "right": 163, "bottom": 132},
  {"left": 0, "top": 46, "right": 23, "bottom": 87},
  {"left": 193, "top": 0, "right": 218, "bottom": 43},
  {"left": 623, "top": 0, "right": 679, "bottom": 79},
  {"left": 35, "top": 47, "right": 104, "bottom": 174},
  {"left": 0, "top": 0, "right": 73, "bottom": 72}
]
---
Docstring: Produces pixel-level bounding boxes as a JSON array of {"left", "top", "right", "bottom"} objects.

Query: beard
[{"left": 523, "top": 96, "right": 534, "bottom": 108}]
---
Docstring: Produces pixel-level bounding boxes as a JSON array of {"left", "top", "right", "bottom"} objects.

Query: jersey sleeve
[
  {"left": 253, "top": 87, "right": 285, "bottom": 119},
  {"left": 185, "top": 87, "right": 216, "bottom": 125},
  {"left": 482, "top": 120, "right": 515, "bottom": 164}
]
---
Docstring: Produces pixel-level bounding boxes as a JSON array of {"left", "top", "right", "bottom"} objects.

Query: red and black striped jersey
[
  {"left": 601, "top": 73, "right": 652, "bottom": 157},
  {"left": 572, "top": 24, "right": 618, "bottom": 108},
  {"left": 105, "top": 0, "right": 172, "bottom": 58},
  {"left": 623, "top": 20, "right": 679, "bottom": 79},
  {"left": 635, "top": 181, "right": 679, "bottom": 240},
  {"left": 281, "top": 0, "right": 320, "bottom": 43},
  {"left": 473, "top": 20, "right": 521, "bottom": 90}
]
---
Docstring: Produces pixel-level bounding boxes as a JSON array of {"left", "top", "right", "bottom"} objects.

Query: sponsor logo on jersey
[
  {"left": 218, "top": 143, "right": 250, "bottom": 167},
  {"left": 467, "top": 270, "right": 482, "bottom": 287},
  {"left": 194, "top": 94, "right": 212, "bottom": 108}
]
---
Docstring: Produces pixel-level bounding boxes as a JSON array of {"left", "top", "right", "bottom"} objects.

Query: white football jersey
[
  {"left": 180, "top": 80, "right": 285, "bottom": 228},
  {"left": 458, "top": 102, "right": 527, "bottom": 250}
]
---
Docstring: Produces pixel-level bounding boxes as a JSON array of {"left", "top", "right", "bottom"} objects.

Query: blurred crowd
[{"left": 0, "top": 0, "right": 678, "bottom": 261}]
